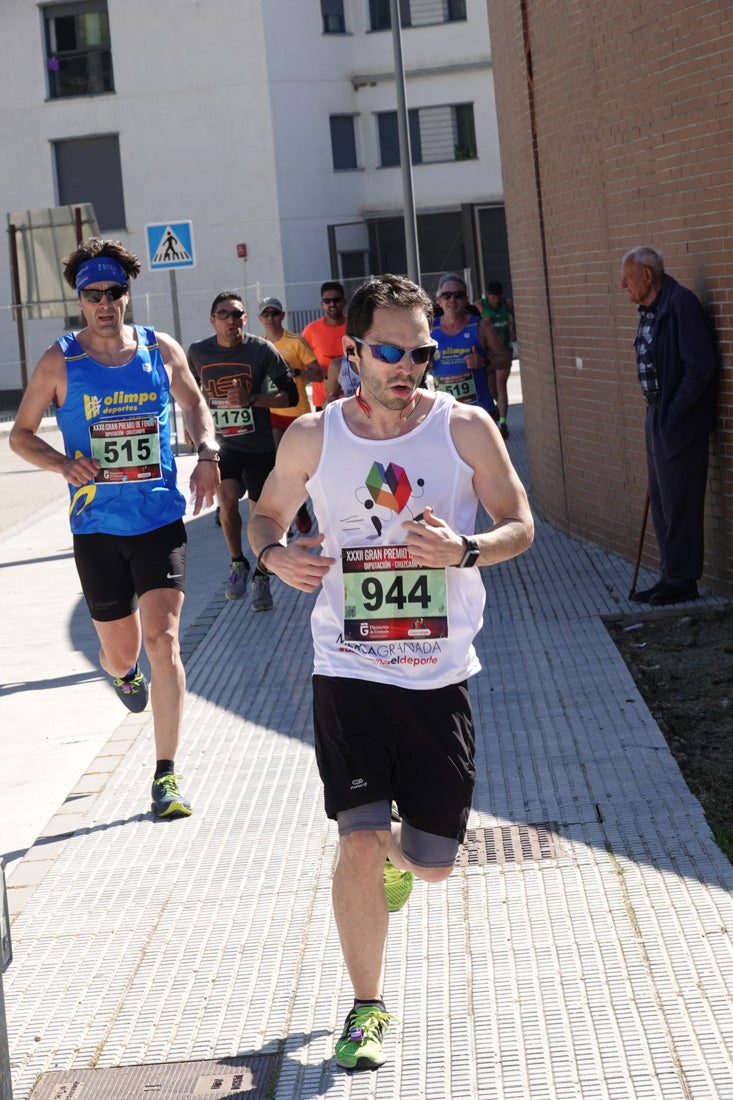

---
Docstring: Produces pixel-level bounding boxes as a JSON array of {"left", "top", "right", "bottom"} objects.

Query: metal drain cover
[
  {"left": 29, "top": 1055, "right": 277, "bottom": 1099},
  {"left": 457, "top": 823, "right": 560, "bottom": 867}
]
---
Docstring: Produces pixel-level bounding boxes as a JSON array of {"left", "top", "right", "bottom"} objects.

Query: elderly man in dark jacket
[{"left": 621, "top": 246, "right": 718, "bottom": 606}]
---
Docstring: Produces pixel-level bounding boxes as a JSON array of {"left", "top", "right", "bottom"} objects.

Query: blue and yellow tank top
[
  {"left": 430, "top": 318, "right": 497, "bottom": 416},
  {"left": 55, "top": 325, "right": 185, "bottom": 535}
]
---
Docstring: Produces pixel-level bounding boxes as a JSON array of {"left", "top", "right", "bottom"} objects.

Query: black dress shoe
[
  {"left": 631, "top": 580, "right": 664, "bottom": 602},
  {"left": 648, "top": 583, "right": 700, "bottom": 607}
]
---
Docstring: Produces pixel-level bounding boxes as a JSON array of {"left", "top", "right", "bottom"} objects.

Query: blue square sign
[{"left": 146, "top": 221, "right": 195, "bottom": 270}]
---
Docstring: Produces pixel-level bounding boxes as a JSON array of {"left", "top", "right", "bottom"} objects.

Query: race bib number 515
[
  {"left": 342, "top": 544, "right": 448, "bottom": 641},
  {"left": 90, "top": 416, "right": 162, "bottom": 483}
]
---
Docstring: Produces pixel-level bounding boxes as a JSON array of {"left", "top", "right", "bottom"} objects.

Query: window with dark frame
[
  {"left": 378, "top": 104, "right": 476, "bottom": 166},
  {"left": 369, "top": 0, "right": 466, "bottom": 29},
  {"left": 447, "top": 0, "right": 467, "bottom": 21},
  {"left": 329, "top": 115, "right": 359, "bottom": 171},
  {"left": 377, "top": 110, "right": 422, "bottom": 167},
  {"left": 320, "top": 0, "right": 346, "bottom": 33},
  {"left": 43, "top": 1, "right": 114, "bottom": 99},
  {"left": 54, "top": 134, "right": 126, "bottom": 230},
  {"left": 369, "top": 0, "right": 412, "bottom": 31},
  {"left": 454, "top": 103, "right": 477, "bottom": 160}
]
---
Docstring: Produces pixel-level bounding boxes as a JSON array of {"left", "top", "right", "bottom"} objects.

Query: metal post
[
  {"left": 168, "top": 270, "right": 181, "bottom": 455},
  {"left": 7, "top": 224, "right": 28, "bottom": 391},
  {"left": 389, "top": 0, "right": 420, "bottom": 284},
  {"left": 169, "top": 269, "right": 182, "bottom": 344},
  {"left": 1, "top": 859, "right": 13, "bottom": 1100}
]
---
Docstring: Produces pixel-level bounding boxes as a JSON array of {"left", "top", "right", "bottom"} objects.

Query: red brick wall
[{"left": 487, "top": 0, "right": 733, "bottom": 593}]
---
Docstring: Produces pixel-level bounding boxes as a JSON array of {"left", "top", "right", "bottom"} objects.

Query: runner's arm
[
  {"left": 300, "top": 357, "right": 325, "bottom": 383},
  {"left": 295, "top": 337, "right": 324, "bottom": 383},
  {"left": 506, "top": 299, "right": 517, "bottom": 342},
  {"left": 259, "top": 345, "right": 300, "bottom": 408},
  {"left": 248, "top": 415, "right": 335, "bottom": 592},
  {"left": 324, "top": 357, "right": 344, "bottom": 404},
  {"left": 402, "top": 404, "right": 533, "bottom": 568},
  {"left": 159, "top": 331, "right": 220, "bottom": 513},
  {"left": 479, "top": 316, "right": 511, "bottom": 371},
  {"left": 9, "top": 345, "right": 100, "bottom": 486}
]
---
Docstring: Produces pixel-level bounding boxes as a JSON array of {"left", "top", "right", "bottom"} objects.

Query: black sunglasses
[
  {"left": 439, "top": 290, "right": 466, "bottom": 300},
  {"left": 214, "top": 308, "right": 245, "bottom": 320},
  {"left": 79, "top": 285, "right": 128, "bottom": 303},
  {"left": 351, "top": 336, "right": 437, "bottom": 366},
  {"left": 261, "top": 309, "right": 282, "bottom": 317},
  {"left": 322, "top": 296, "right": 343, "bottom": 304}
]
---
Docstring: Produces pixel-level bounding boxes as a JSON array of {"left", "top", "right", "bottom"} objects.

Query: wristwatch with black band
[
  {"left": 197, "top": 440, "right": 221, "bottom": 462},
  {"left": 455, "top": 535, "right": 480, "bottom": 568}
]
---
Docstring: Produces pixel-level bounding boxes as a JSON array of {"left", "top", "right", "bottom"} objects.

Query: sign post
[
  {"left": 1, "top": 858, "right": 13, "bottom": 1100},
  {"left": 145, "top": 221, "right": 196, "bottom": 454},
  {"left": 236, "top": 243, "right": 247, "bottom": 301}
]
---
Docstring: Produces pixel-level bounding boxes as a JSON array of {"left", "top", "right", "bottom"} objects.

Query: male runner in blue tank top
[
  {"left": 10, "top": 237, "right": 220, "bottom": 820},
  {"left": 430, "top": 272, "right": 508, "bottom": 424},
  {"left": 248, "top": 274, "right": 533, "bottom": 1072}
]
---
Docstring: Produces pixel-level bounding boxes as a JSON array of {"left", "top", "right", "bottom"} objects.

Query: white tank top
[{"left": 307, "top": 390, "right": 485, "bottom": 688}]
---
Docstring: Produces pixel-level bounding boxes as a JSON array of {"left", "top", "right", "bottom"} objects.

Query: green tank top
[{"left": 481, "top": 296, "right": 512, "bottom": 350}]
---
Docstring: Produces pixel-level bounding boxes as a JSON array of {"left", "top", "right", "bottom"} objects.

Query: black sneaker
[
  {"left": 151, "top": 774, "right": 192, "bottom": 819},
  {"left": 112, "top": 666, "right": 149, "bottom": 713}
]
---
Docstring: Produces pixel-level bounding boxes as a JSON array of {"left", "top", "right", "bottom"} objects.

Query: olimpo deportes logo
[{"left": 84, "top": 390, "right": 158, "bottom": 420}]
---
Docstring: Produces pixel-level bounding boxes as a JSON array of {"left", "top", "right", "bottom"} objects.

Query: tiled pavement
[{"left": 4, "top": 401, "right": 733, "bottom": 1099}]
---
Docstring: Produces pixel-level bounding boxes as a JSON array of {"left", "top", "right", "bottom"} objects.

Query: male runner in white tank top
[{"left": 248, "top": 274, "right": 533, "bottom": 1072}]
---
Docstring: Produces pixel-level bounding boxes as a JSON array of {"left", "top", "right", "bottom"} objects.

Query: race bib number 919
[{"left": 342, "top": 544, "right": 448, "bottom": 641}]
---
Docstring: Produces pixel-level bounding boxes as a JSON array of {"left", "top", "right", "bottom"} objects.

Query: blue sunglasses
[{"left": 351, "top": 336, "right": 437, "bottom": 367}]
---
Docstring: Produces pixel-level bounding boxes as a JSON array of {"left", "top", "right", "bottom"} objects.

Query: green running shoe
[
  {"left": 335, "top": 1003, "right": 396, "bottom": 1070},
  {"left": 383, "top": 859, "right": 414, "bottom": 912},
  {"left": 112, "top": 665, "right": 148, "bottom": 713},
  {"left": 151, "top": 774, "right": 192, "bottom": 819}
]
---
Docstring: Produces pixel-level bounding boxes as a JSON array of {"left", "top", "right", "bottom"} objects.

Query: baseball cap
[{"left": 258, "top": 296, "right": 283, "bottom": 313}]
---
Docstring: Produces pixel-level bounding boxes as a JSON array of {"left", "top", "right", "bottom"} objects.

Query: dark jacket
[{"left": 647, "top": 275, "right": 718, "bottom": 459}]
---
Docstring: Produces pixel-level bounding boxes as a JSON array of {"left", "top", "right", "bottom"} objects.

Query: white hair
[
  {"left": 436, "top": 272, "right": 467, "bottom": 295},
  {"left": 622, "top": 246, "right": 665, "bottom": 277}
]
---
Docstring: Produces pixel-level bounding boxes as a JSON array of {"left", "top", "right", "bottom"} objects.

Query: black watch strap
[{"left": 456, "top": 536, "right": 480, "bottom": 568}]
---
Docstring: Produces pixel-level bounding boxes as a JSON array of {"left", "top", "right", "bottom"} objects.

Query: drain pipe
[{"left": 1, "top": 860, "right": 12, "bottom": 1100}]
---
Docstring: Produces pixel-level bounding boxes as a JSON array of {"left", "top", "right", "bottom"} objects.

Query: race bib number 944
[{"left": 342, "top": 544, "right": 448, "bottom": 642}]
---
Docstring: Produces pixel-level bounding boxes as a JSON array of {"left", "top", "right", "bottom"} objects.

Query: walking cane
[{"left": 628, "top": 489, "right": 650, "bottom": 599}]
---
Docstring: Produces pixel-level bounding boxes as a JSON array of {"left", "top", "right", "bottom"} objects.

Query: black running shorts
[
  {"left": 73, "top": 519, "right": 187, "bottom": 622},
  {"left": 219, "top": 447, "right": 276, "bottom": 503},
  {"left": 312, "top": 674, "right": 476, "bottom": 842}
]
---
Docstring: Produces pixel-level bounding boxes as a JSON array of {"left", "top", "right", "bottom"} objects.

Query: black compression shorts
[
  {"left": 219, "top": 447, "right": 276, "bottom": 503},
  {"left": 73, "top": 518, "right": 187, "bottom": 622},
  {"left": 312, "top": 674, "right": 476, "bottom": 841}
]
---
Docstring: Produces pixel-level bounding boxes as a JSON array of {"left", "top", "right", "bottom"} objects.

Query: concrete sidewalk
[{"left": 4, "top": 399, "right": 733, "bottom": 1100}]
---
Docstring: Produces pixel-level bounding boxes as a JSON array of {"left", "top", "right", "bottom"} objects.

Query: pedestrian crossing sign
[{"left": 145, "top": 221, "right": 195, "bottom": 270}]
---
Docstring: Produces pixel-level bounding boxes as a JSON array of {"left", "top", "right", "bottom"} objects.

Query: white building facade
[{"left": 0, "top": 0, "right": 507, "bottom": 397}]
